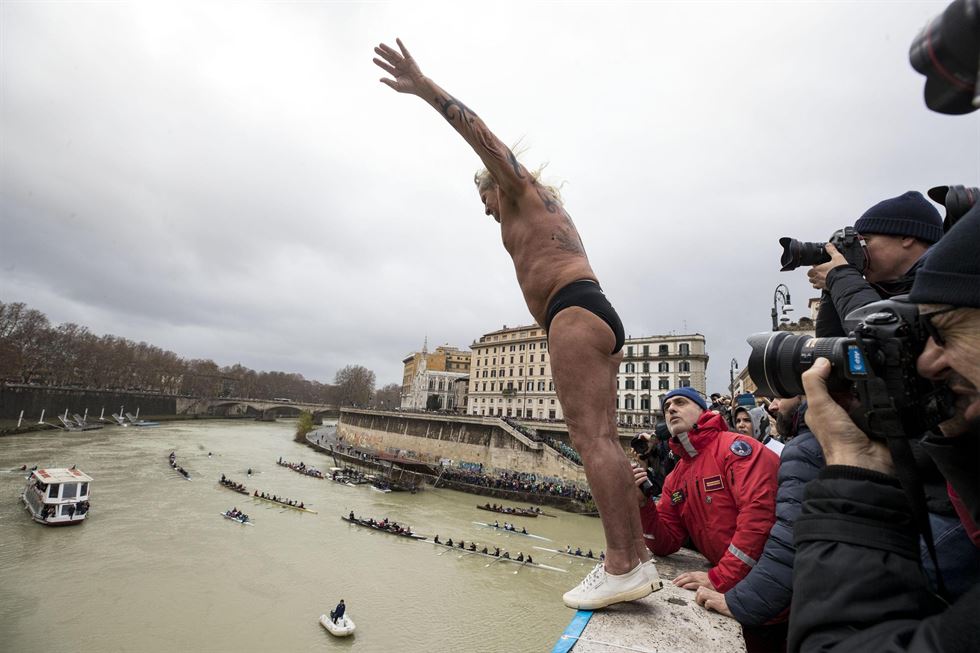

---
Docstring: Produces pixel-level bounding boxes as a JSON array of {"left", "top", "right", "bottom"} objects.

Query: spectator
[
  {"left": 733, "top": 405, "right": 783, "bottom": 457},
  {"left": 695, "top": 395, "right": 822, "bottom": 652},
  {"left": 635, "top": 388, "right": 779, "bottom": 593}
]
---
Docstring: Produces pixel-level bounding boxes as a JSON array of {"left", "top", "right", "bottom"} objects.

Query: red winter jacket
[{"left": 640, "top": 411, "right": 779, "bottom": 592}]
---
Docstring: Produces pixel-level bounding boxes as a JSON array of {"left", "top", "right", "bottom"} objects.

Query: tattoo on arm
[
  {"left": 507, "top": 150, "right": 526, "bottom": 180},
  {"left": 437, "top": 94, "right": 475, "bottom": 125}
]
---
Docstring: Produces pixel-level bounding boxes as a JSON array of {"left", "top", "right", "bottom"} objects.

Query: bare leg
[{"left": 548, "top": 307, "right": 649, "bottom": 574}]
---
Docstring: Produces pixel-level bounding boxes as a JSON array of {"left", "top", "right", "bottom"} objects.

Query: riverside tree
[{"left": 334, "top": 364, "right": 375, "bottom": 407}]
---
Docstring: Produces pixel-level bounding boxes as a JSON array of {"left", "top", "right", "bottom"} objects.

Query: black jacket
[
  {"left": 789, "top": 459, "right": 980, "bottom": 652},
  {"left": 726, "top": 417, "right": 824, "bottom": 625},
  {"left": 814, "top": 255, "right": 926, "bottom": 338}
]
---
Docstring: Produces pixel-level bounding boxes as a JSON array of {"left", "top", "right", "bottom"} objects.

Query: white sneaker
[
  {"left": 643, "top": 558, "right": 664, "bottom": 591},
  {"left": 562, "top": 562, "right": 654, "bottom": 610}
]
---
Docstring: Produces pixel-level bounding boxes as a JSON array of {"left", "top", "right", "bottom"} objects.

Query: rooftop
[{"left": 32, "top": 468, "right": 93, "bottom": 484}]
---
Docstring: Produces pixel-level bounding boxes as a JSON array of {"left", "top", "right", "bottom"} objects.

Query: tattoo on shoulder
[{"left": 438, "top": 94, "right": 476, "bottom": 124}]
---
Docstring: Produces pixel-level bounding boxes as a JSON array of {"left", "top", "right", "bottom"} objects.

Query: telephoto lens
[
  {"left": 746, "top": 331, "right": 856, "bottom": 397},
  {"left": 778, "top": 238, "right": 831, "bottom": 271}
]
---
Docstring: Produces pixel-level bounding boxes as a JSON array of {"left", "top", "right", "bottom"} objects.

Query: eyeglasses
[{"left": 921, "top": 305, "right": 959, "bottom": 347}]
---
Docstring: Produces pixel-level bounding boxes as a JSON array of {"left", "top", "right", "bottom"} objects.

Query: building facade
[
  {"left": 400, "top": 342, "right": 471, "bottom": 411},
  {"left": 616, "top": 334, "right": 709, "bottom": 427},
  {"left": 468, "top": 324, "right": 562, "bottom": 420}
]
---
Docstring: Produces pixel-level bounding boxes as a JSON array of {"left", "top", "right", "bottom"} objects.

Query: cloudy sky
[{"left": 2, "top": 1, "right": 977, "bottom": 392}]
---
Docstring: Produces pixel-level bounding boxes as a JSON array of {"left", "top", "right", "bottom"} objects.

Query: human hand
[
  {"left": 673, "top": 571, "right": 714, "bottom": 591},
  {"left": 374, "top": 38, "right": 425, "bottom": 95},
  {"left": 631, "top": 463, "right": 650, "bottom": 507},
  {"left": 801, "top": 358, "right": 894, "bottom": 474},
  {"left": 807, "top": 243, "right": 849, "bottom": 290},
  {"left": 694, "top": 587, "right": 734, "bottom": 618}
]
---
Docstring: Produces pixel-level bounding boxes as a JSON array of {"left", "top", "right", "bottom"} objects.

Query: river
[{"left": 0, "top": 419, "right": 606, "bottom": 652}]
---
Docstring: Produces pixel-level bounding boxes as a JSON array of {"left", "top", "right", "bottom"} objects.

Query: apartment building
[
  {"left": 616, "top": 334, "right": 709, "bottom": 427},
  {"left": 468, "top": 324, "right": 561, "bottom": 420}
]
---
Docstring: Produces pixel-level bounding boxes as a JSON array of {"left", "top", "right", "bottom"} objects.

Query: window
[
  {"left": 679, "top": 343, "right": 690, "bottom": 356},
  {"left": 627, "top": 346, "right": 634, "bottom": 357},
  {"left": 48, "top": 484, "right": 59, "bottom": 499},
  {"left": 625, "top": 395, "right": 635, "bottom": 410},
  {"left": 680, "top": 377, "right": 691, "bottom": 388},
  {"left": 641, "top": 396, "right": 650, "bottom": 410},
  {"left": 62, "top": 483, "right": 78, "bottom": 499},
  {"left": 641, "top": 378, "right": 650, "bottom": 390},
  {"left": 530, "top": 343, "right": 536, "bottom": 349},
  {"left": 625, "top": 378, "right": 635, "bottom": 390},
  {"left": 538, "top": 381, "right": 545, "bottom": 391},
  {"left": 509, "top": 368, "right": 514, "bottom": 377},
  {"left": 519, "top": 344, "right": 525, "bottom": 351},
  {"left": 549, "top": 382, "right": 554, "bottom": 391},
  {"left": 510, "top": 345, "right": 516, "bottom": 352},
  {"left": 625, "top": 363, "right": 635, "bottom": 373},
  {"left": 549, "top": 410, "right": 556, "bottom": 419},
  {"left": 510, "top": 356, "right": 514, "bottom": 364},
  {"left": 528, "top": 368, "right": 534, "bottom": 376},
  {"left": 539, "top": 367, "right": 545, "bottom": 375},
  {"left": 679, "top": 361, "right": 691, "bottom": 372},
  {"left": 659, "top": 377, "right": 670, "bottom": 390},
  {"left": 530, "top": 354, "right": 535, "bottom": 362},
  {"left": 642, "top": 362, "right": 649, "bottom": 373},
  {"left": 658, "top": 362, "right": 669, "bottom": 373},
  {"left": 659, "top": 344, "right": 668, "bottom": 355},
  {"left": 643, "top": 345, "right": 649, "bottom": 356},
  {"left": 542, "top": 342, "right": 547, "bottom": 350},
  {"left": 519, "top": 355, "right": 524, "bottom": 363}
]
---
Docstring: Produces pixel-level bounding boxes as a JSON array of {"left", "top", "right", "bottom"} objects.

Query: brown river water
[{"left": 0, "top": 419, "right": 606, "bottom": 652}]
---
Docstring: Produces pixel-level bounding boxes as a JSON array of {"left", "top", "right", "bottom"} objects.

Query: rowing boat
[
  {"left": 218, "top": 481, "right": 249, "bottom": 495},
  {"left": 251, "top": 494, "right": 318, "bottom": 514},
  {"left": 476, "top": 504, "right": 538, "bottom": 518},
  {"left": 533, "top": 546, "right": 603, "bottom": 561},
  {"left": 471, "top": 521, "right": 552, "bottom": 541},
  {"left": 341, "top": 516, "right": 426, "bottom": 540},
  {"left": 220, "top": 512, "right": 254, "bottom": 526},
  {"left": 427, "top": 540, "right": 567, "bottom": 573}
]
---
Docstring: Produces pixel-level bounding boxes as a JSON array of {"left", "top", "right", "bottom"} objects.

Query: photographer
[
  {"left": 809, "top": 190, "right": 942, "bottom": 338},
  {"left": 788, "top": 201, "right": 980, "bottom": 651},
  {"left": 630, "top": 421, "right": 676, "bottom": 500}
]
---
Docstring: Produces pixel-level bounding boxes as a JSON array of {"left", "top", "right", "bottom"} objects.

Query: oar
[
  {"left": 513, "top": 560, "right": 529, "bottom": 574},
  {"left": 484, "top": 556, "right": 505, "bottom": 568}
]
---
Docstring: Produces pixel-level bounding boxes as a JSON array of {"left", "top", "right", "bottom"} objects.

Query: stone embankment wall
[
  {"left": 337, "top": 409, "right": 588, "bottom": 483},
  {"left": 0, "top": 384, "right": 177, "bottom": 420}
]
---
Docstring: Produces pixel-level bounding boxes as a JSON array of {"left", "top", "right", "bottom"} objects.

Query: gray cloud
[{"left": 2, "top": 1, "right": 977, "bottom": 393}]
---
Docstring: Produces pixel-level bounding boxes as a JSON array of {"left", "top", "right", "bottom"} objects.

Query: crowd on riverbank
[{"left": 438, "top": 468, "right": 592, "bottom": 503}]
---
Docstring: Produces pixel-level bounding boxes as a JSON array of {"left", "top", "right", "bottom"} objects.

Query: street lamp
[
  {"left": 771, "top": 284, "right": 795, "bottom": 331},
  {"left": 729, "top": 358, "right": 739, "bottom": 399}
]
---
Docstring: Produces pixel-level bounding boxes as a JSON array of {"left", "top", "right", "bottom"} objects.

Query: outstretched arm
[{"left": 373, "top": 38, "right": 529, "bottom": 200}]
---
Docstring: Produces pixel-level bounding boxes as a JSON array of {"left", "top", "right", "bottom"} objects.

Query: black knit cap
[
  {"left": 909, "top": 202, "right": 980, "bottom": 308},
  {"left": 854, "top": 191, "right": 943, "bottom": 244}
]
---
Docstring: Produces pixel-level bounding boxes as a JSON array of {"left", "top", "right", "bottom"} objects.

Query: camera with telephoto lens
[
  {"left": 929, "top": 184, "right": 980, "bottom": 232},
  {"left": 909, "top": 0, "right": 980, "bottom": 116},
  {"left": 746, "top": 298, "right": 955, "bottom": 439},
  {"left": 778, "top": 226, "right": 867, "bottom": 272}
]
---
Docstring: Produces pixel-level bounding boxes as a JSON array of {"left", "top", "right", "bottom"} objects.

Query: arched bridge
[{"left": 176, "top": 397, "right": 339, "bottom": 420}]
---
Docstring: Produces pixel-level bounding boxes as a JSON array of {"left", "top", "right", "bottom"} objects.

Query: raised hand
[{"left": 374, "top": 38, "right": 425, "bottom": 95}]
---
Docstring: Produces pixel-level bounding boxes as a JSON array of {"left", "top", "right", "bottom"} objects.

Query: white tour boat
[{"left": 22, "top": 468, "right": 93, "bottom": 526}]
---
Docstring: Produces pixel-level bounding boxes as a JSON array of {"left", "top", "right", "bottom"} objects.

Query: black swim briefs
[{"left": 544, "top": 280, "right": 625, "bottom": 354}]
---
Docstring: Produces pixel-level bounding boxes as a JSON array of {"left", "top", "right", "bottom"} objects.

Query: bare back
[{"left": 499, "top": 183, "right": 597, "bottom": 324}]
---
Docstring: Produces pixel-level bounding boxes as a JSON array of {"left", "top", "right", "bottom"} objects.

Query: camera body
[
  {"left": 747, "top": 298, "right": 955, "bottom": 439},
  {"left": 779, "top": 226, "right": 868, "bottom": 272}
]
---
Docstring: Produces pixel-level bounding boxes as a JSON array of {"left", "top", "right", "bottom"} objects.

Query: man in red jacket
[{"left": 635, "top": 388, "right": 779, "bottom": 592}]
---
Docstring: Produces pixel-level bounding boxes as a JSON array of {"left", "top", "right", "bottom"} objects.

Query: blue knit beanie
[
  {"left": 660, "top": 388, "right": 707, "bottom": 412},
  {"left": 854, "top": 191, "right": 943, "bottom": 244}
]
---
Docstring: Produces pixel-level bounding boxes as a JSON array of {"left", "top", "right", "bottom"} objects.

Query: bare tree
[
  {"left": 334, "top": 365, "right": 376, "bottom": 407},
  {"left": 371, "top": 383, "right": 401, "bottom": 410}
]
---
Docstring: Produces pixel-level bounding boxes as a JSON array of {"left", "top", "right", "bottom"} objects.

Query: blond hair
[{"left": 474, "top": 143, "right": 565, "bottom": 205}]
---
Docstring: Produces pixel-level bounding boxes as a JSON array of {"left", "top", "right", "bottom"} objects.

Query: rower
[
  {"left": 516, "top": 553, "right": 525, "bottom": 562},
  {"left": 502, "top": 551, "right": 511, "bottom": 559},
  {"left": 446, "top": 538, "right": 454, "bottom": 547},
  {"left": 434, "top": 535, "right": 440, "bottom": 544},
  {"left": 575, "top": 547, "right": 582, "bottom": 556},
  {"left": 468, "top": 542, "right": 476, "bottom": 551},
  {"left": 247, "top": 468, "right": 252, "bottom": 476},
  {"left": 349, "top": 511, "right": 355, "bottom": 521},
  {"left": 481, "top": 546, "right": 488, "bottom": 554},
  {"left": 521, "top": 527, "right": 527, "bottom": 534},
  {"left": 493, "top": 547, "right": 500, "bottom": 557},
  {"left": 586, "top": 549, "right": 594, "bottom": 558},
  {"left": 527, "top": 555, "right": 534, "bottom": 564},
  {"left": 458, "top": 540, "right": 465, "bottom": 549}
]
